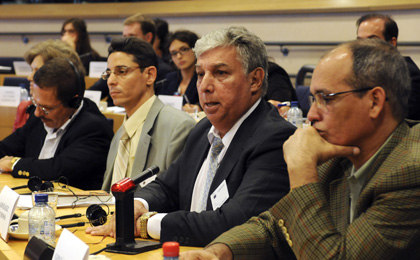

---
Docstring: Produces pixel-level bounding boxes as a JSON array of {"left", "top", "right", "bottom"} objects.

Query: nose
[
  {"left": 33, "top": 105, "right": 44, "bottom": 118},
  {"left": 197, "top": 73, "right": 214, "bottom": 93},
  {"left": 107, "top": 71, "right": 117, "bottom": 87},
  {"left": 307, "top": 102, "right": 321, "bottom": 123}
]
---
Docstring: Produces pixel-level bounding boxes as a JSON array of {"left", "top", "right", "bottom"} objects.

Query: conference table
[{"left": 0, "top": 174, "right": 200, "bottom": 259}]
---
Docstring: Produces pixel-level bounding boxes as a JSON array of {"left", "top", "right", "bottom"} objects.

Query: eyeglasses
[
  {"left": 101, "top": 66, "right": 140, "bottom": 80},
  {"left": 61, "top": 29, "right": 76, "bottom": 35},
  {"left": 30, "top": 96, "right": 62, "bottom": 115},
  {"left": 309, "top": 87, "right": 373, "bottom": 111},
  {"left": 170, "top": 47, "right": 191, "bottom": 57}
]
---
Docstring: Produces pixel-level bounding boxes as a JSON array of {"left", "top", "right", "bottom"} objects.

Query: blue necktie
[{"left": 198, "top": 137, "right": 224, "bottom": 212}]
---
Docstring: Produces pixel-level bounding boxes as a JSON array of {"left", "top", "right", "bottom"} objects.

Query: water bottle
[
  {"left": 20, "top": 85, "right": 29, "bottom": 102},
  {"left": 163, "top": 241, "right": 179, "bottom": 260},
  {"left": 28, "top": 193, "right": 56, "bottom": 246},
  {"left": 287, "top": 101, "right": 303, "bottom": 128}
]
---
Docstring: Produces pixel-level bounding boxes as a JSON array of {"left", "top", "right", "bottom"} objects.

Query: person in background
[
  {"left": 157, "top": 30, "right": 201, "bottom": 113},
  {"left": 87, "top": 26, "right": 295, "bottom": 247},
  {"left": 153, "top": 18, "right": 171, "bottom": 64},
  {"left": 14, "top": 39, "right": 84, "bottom": 130},
  {"left": 265, "top": 60, "right": 298, "bottom": 118},
  {"left": 100, "top": 37, "right": 195, "bottom": 192},
  {"left": 181, "top": 38, "right": 420, "bottom": 260},
  {"left": 356, "top": 13, "right": 420, "bottom": 120},
  {"left": 0, "top": 57, "right": 113, "bottom": 190},
  {"left": 61, "top": 17, "right": 102, "bottom": 75},
  {"left": 89, "top": 13, "right": 173, "bottom": 106}
]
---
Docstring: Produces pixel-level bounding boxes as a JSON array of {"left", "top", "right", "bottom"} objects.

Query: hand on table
[
  {"left": 0, "top": 156, "right": 14, "bottom": 172},
  {"left": 283, "top": 126, "right": 360, "bottom": 189},
  {"left": 267, "top": 100, "right": 290, "bottom": 118},
  {"left": 86, "top": 200, "right": 148, "bottom": 238}
]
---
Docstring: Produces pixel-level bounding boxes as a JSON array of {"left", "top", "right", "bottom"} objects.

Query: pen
[
  {"left": 182, "top": 94, "right": 191, "bottom": 104},
  {"left": 277, "top": 101, "right": 290, "bottom": 108}
]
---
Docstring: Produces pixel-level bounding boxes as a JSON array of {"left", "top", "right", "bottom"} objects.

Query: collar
[{"left": 123, "top": 95, "right": 156, "bottom": 138}]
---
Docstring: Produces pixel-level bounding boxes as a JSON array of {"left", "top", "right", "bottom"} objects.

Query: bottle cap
[
  {"left": 34, "top": 193, "right": 48, "bottom": 203},
  {"left": 291, "top": 101, "right": 299, "bottom": 107},
  {"left": 162, "top": 241, "right": 179, "bottom": 257}
]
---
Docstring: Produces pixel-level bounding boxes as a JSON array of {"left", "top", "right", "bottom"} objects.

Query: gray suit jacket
[{"left": 101, "top": 97, "right": 195, "bottom": 191}]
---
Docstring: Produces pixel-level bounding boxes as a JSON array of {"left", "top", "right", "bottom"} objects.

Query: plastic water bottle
[
  {"left": 163, "top": 241, "right": 179, "bottom": 260},
  {"left": 287, "top": 101, "right": 303, "bottom": 128},
  {"left": 20, "top": 86, "right": 29, "bottom": 102},
  {"left": 28, "top": 194, "right": 56, "bottom": 246}
]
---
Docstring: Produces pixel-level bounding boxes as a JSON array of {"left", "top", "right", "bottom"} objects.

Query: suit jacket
[
  {"left": 405, "top": 56, "right": 420, "bottom": 120},
  {"left": 214, "top": 121, "right": 420, "bottom": 260},
  {"left": 135, "top": 100, "right": 296, "bottom": 246},
  {"left": 0, "top": 98, "right": 114, "bottom": 190},
  {"left": 156, "top": 71, "right": 199, "bottom": 106},
  {"left": 101, "top": 97, "right": 195, "bottom": 191}
]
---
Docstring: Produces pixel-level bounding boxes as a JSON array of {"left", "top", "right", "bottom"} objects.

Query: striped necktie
[
  {"left": 112, "top": 131, "right": 131, "bottom": 185},
  {"left": 197, "top": 137, "right": 224, "bottom": 212}
]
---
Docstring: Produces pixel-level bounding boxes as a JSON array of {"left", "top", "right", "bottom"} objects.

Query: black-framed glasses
[
  {"left": 309, "top": 87, "right": 373, "bottom": 111},
  {"left": 170, "top": 47, "right": 191, "bottom": 57},
  {"left": 30, "top": 96, "right": 62, "bottom": 115},
  {"left": 101, "top": 66, "right": 140, "bottom": 80}
]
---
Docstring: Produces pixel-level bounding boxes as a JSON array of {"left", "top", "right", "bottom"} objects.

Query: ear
[
  {"left": 389, "top": 37, "right": 397, "bottom": 47},
  {"left": 248, "top": 67, "right": 264, "bottom": 94},
  {"left": 144, "top": 66, "right": 157, "bottom": 86},
  {"left": 368, "top": 86, "right": 387, "bottom": 119},
  {"left": 144, "top": 32, "right": 154, "bottom": 44}
]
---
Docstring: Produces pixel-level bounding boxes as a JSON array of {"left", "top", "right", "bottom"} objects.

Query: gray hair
[
  {"left": 194, "top": 26, "right": 268, "bottom": 95},
  {"left": 341, "top": 38, "right": 410, "bottom": 121}
]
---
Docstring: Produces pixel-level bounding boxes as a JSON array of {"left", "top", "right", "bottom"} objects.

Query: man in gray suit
[{"left": 101, "top": 37, "right": 195, "bottom": 191}]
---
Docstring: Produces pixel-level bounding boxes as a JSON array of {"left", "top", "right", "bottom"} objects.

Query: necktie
[
  {"left": 197, "top": 137, "right": 224, "bottom": 212},
  {"left": 112, "top": 131, "right": 131, "bottom": 185}
]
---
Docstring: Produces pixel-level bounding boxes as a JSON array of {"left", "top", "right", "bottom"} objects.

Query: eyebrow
[{"left": 195, "top": 63, "right": 229, "bottom": 69}]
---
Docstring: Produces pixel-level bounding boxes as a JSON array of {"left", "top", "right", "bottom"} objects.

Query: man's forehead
[
  {"left": 196, "top": 46, "right": 238, "bottom": 68},
  {"left": 357, "top": 18, "right": 386, "bottom": 38}
]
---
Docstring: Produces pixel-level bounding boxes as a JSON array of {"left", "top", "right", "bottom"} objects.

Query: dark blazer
[
  {"left": 0, "top": 98, "right": 114, "bottom": 190},
  {"left": 213, "top": 121, "right": 420, "bottom": 260},
  {"left": 405, "top": 56, "right": 420, "bottom": 120},
  {"left": 156, "top": 71, "right": 199, "bottom": 106},
  {"left": 265, "top": 61, "right": 297, "bottom": 102},
  {"left": 135, "top": 99, "right": 296, "bottom": 246}
]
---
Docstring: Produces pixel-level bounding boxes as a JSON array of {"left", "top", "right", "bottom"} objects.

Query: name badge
[
  {"left": 210, "top": 180, "right": 229, "bottom": 210},
  {"left": 0, "top": 186, "right": 20, "bottom": 241}
]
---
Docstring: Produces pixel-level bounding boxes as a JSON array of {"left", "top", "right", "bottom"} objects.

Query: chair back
[{"left": 295, "top": 64, "right": 315, "bottom": 116}]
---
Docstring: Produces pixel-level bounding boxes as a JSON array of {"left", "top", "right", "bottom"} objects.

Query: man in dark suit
[
  {"left": 356, "top": 13, "right": 420, "bottom": 120},
  {"left": 182, "top": 39, "right": 420, "bottom": 259},
  {"left": 86, "top": 26, "right": 296, "bottom": 246},
  {"left": 0, "top": 57, "right": 113, "bottom": 190}
]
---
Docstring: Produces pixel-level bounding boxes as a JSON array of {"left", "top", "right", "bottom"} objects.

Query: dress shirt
[
  {"left": 38, "top": 100, "right": 84, "bottom": 159},
  {"left": 143, "top": 98, "right": 262, "bottom": 239},
  {"left": 116, "top": 95, "right": 156, "bottom": 180},
  {"left": 348, "top": 133, "right": 393, "bottom": 222}
]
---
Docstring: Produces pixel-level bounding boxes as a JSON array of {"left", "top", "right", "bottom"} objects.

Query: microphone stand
[{"left": 105, "top": 166, "right": 160, "bottom": 255}]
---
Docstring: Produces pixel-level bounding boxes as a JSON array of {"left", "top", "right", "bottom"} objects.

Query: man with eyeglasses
[
  {"left": 87, "top": 26, "right": 294, "bottom": 248},
  {"left": 356, "top": 13, "right": 420, "bottom": 120},
  {"left": 0, "top": 57, "right": 113, "bottom": 190},
  {"left": 182, "top": 38, "right": 420, "bottom": 259},
  {"left": 99, "top": 37, "right": 195, "bottom": 192}
]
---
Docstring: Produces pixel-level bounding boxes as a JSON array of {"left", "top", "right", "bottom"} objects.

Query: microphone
[
  {"left": 111, "top": 165, "right": 159, "bottom": 193},
  {"left": 132, "top": 165, "right": 159, "bottom": 186}
]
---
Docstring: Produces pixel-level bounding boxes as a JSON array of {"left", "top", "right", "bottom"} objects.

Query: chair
[
  {"left": 295, "top": 64, "right": 315, "bottom": 117},
  {"left": 0, "top": 57, "right": 25, "bottom": 74},
  {"left": 3, "top": 77, "right": 30, "bottom": 93}
]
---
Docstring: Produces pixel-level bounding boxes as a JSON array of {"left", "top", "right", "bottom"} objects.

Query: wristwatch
[{"left": 140, "top": 211, "right": 157, "bottom": 239}]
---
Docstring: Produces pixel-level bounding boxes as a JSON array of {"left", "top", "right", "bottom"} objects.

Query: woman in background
[
  {"left": 61, "top": 18, "right": 101, "bottom": 75},
  {"left": 157, "top": 30, "right": 201, "bottom": 112}
]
